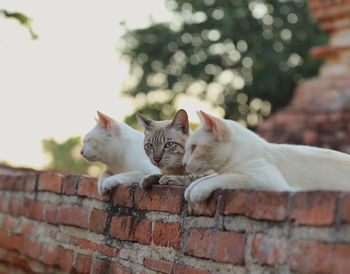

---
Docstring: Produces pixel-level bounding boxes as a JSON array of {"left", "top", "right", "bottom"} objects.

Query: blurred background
[{"left": 0, "top": 0, "right": 328, "bottom": 176}]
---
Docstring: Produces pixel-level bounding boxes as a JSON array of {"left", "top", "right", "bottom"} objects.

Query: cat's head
[
  {"left": 183, "top": 110, "right": 232, "bottom": 174},
  {"left": 80, "top": 111, "right": 120, "bottom": 164},
  {"left": 136, "top": 109, "right": 189, "bottom": 175}
]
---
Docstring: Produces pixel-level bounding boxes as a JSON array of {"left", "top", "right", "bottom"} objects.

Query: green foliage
[
  {"left": 0, "top": 9, "right": 38, "bottom": 39},
  {"left": 120, "top": 0, "right": 327, "bottom": 127},
  {"left": 42, "top": 136, "right": 102, "bottom": 175}
]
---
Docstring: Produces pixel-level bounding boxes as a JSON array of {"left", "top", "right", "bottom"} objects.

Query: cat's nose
[
  {"left": 153, "top": 157, "right": 161, "bottom": 163},
  {"left": 183, "top": 162, "right": 187, "bottom": 168},
  {"left": 80, "top": 149, "right": 84, "bottom": 155}
]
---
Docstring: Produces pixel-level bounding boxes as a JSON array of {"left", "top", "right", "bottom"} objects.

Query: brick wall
[{"left": 0, "top": 168, "right": 350, "bottom": 273}]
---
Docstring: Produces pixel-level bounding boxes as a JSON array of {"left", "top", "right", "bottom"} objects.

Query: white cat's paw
[
  {"left": 189, "top": 185, "right": 212, "bottom": 202},
  {"left": 98, "top": 180, "right": 105, "bottom": 195},
  {"left": 101, "top": 177, "right": 120, "bottom": 194}
]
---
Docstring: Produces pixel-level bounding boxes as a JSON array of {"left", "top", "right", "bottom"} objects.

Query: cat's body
[
  {"left": 184, "top": 111, "right": 350, "bottom": 203},
  {"left": 136, "top": 109, "right": 204, "bottom": 188},
  {"left": 81, "top": 111, "right": 159, "bottom": 195}
]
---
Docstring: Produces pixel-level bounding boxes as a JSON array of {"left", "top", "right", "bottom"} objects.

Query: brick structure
[
  {"left": 257, "top": 0, "right": 350, "bottom": 152},
  {"left": 0, "top": 168, "right": 350, "bottom": 273}
]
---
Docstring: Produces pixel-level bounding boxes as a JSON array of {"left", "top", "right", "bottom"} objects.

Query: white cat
[
  {"left": 183, "top": 110, "right": 350, "bottom": 203},
  {"left": 81, "top": 111, "right": 159, "bottom": 195}
]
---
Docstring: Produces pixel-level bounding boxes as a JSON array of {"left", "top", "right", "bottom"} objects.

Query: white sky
[{"left": 0, "top": 0, "right": 173, "bottom": 168}]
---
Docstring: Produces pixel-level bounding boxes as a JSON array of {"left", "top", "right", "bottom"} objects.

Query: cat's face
[
  {"left": 136, "top": 109, "right": 189, "bottom": 175},
  {"left": 80, "top": 111, "right": 119, "bottom": 164},
  {"left": 183, "top": 111, "right": 231, "bottom": 174}
]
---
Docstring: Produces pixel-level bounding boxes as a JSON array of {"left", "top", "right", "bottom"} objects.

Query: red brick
[
  {"left": 0, "top": 230, "right": 20, "bottom": 250},
  {"left": 173, "top": 265, "right": 209, "bottom": 274},
  {"left": 290, "top": 240, "right": 350, "bottom": 273},
  {"left": 135, "top": 185, "right": 184, "bottom": 214},
  {"left": 4, "top": 175, "right": 25, "bottom": 191},
  {"left": 96, "top": 244, "right": 119, "bottom": 257},
  {"left": 59, "top": 203, "right": 90, "bottom": 228},
  {"left": 75, "top": 254, "right": 92, "bottom": 274},
  {"left": 42, "top": 244, "right": 60, "bottom": 265},
  {"left": 38, "top": 172, "right": 63, "bottom": 193},
  {"left": 24, "top": 174, "right": 37, "bottom": 192},
  {"left": 78, "top": 175, "right": 109, "bottom": 202},
  {"left": 211, "top": 230, "right": 246, "bottom": 265},
  {"left": 2, "top": 216, "right": 18, "bottom": 231},
  {"left": 290, "top": 191, "right": 338, "bottom": 225},
  {"left": 0, "top": 175, "right": 6, "bottom": 189},
  {"left": 62, "top": 174, "right": 79, "bottom": 195},
  {"left": 74, "top": 238, "right": 97, "bottom": 251},
  {"left": 153, "top": 221, "right": 181, "bottom": 249},
  {"left": 59, "top": 248, "right": 74, "bottom": 272},
  {"left": 20, "top": 236, "right": 42, "bottom": 259},
  {"left": 44, "top": 202, "right": 58, "bottom": 224},
  {"left": 340, "top": 193, "right": 350, "bottom": 223},
  {"left": 91, "top": 258, "right": 131, "bottom": 274},
  {"left": 8, "top": 198, "right": 23, "bottom": 217},
  {"left": 144, "top": 257, "right": 174, "bottom": 274},
  {"left": 251, "top": 234, "right": 287, "bottom": 265},
  {"left": 109, "top": 216, "right": 152, "bottom": 245},
  {"left": 112, "top": 184, "right": 134, "bottom": 207},
  {"left": 23, "top": 199, "right": 43, "bottom": 220},
  {"left": 89, "top": 208, "right": 108, "bottom": 234},
  {"left": 20, "top": 222, "right": 38, "bottom": 236},
  {"left": 220, "top": 190, "right": 288, "bottom": 221},
  {"left": 0, "top": 194, "right": 9, "bottom": 212},
  {"left": 183, "top": 228, "right": 212, "bottom": 259}
]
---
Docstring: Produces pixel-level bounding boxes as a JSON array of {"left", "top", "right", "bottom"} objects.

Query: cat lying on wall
[
  {"left": 80, "top": 111, "right": 159, "bottom": 195},
  {"left": 136, "top": 109, "right": 206, "bottom": 189},
  {"left": 183, "top": 110, "right": 350, "bottom": 204}
]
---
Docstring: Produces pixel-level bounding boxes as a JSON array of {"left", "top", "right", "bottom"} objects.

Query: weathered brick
[
  {"left": 78, "top": 175, "right": 109, "bottom": 201},
  {"left": 290, "top": 240, "right": 350, "bottom": 273},
  {"left": 2, "top": 216, "right": 18, "bottom": 231},
  {"left": 340, "top": 193, "right": 350, "bottom": 223},
  {"left": 8, "top": 198, "right": 23, "bottom": 217},
  {"left": 211, "top": 230, "right": 246, "bottom": 265},
  {"left": 91, "top": 258, "right": 131, "bottom": 274},
  {"left": 75, "top": 254, "right": 92, "bottom": 274},
  {"left": 220, "top": 190, "right": 289, "bottom": 221},
  {"left": 43, "top": 202, "right": 58, "bottom": 224},
  {"left": 20, "top": 222, "right": 38, "bottom": 236},
  {"left": 38, "top": 172, "right": 63, "bottom": 193},
  {"left": 96, "top": 244, "right": 119, "bottom": 257},
  {"left": 20, "top": 236, "right": 42, "bottom": 259},
  {"left": 59, "top": 248, "right": 74, "bottom": 272},
  {"left": 24, "top": 173, "right": 37, "bottom": 192},
  {"left": 62, "top": 174, "right": 79, "bottom": 195},
  {"left": 89, "top": 208, "right": 108, "bottom": 234},
  {"left": 4, "top": 175, "right": 25, "bottom": 191},
  {"left": 135, "top": 185, "right": 184, "bottom": 214},
  {"left": 74, "top": 238, "right": 97, "bottom": 251},
  {"left": 153, "top": 221, "right": 181, "bottom": 249},
  {"left": 23, "top": 199, "right": 43, "bottom": 220},
  {"left": 183, "top": 228, "right": 212, "bottom": 259},
  {"left": 42, "top": 244, "right": 60, "bottom": 265},
  {"left": 173, "top": 265, "right": 209, "bottom": 274},
  {"left": 290, "top": 191, "right": 338, "bottom": 225},
  {"left": 0, "top": 230, "right": 20, "bottom": 250},
  {"left": 113, "top": 184, "right": 134, "bottom": 207},
  {"left": 59, "top": 204, "right": 90, "bottom": 228},
  {"left": 251, "top": 234, "right": 287, "bottom": 265},
  {"left": 144, "top": 257, "right": 174, "bottom": 274},
  {"left": 109, "top": 216, "right": 152, "bottom": 245}
]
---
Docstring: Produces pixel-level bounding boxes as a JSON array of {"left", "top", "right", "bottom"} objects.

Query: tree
[
  {"left": 0, "top": 9, "right": 38, "bottom": 39},
  {"left": 42, "top": 136, "right": 102, "bottom": 175},
  {"left": 120, "top": 0, "right": 327, "bottom": 128}
]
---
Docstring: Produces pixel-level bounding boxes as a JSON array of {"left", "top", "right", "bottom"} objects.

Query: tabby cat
[{"left": 136, "top": 109, "right": 203, "bottom": 188}]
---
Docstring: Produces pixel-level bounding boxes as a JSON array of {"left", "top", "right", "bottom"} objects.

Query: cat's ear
[
  {"left": 136, "top": 112, "right": 154, "bottom": 129},
  {"left": 199, "top": 110, "right": 230, "bottom": 141},
  {"left": 171, "top": 109, "right": 189, "bottom": 134},
  {"left": 97, "top": 111, "right": 113, "bottom": 130}
]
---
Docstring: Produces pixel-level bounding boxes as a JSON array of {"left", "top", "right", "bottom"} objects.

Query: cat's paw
[
  {"left": 101, "top": 177, "right": 120, "bottom": 194},
  {"left": 190, "top": 186, "right": 212, "bottom": 202},
  {"left": 140, "top": 174, "right": 162, "bottom": 189},
  {"left": 158, "top": 175, "right": 182, "bottom": 186},
  {"left": 98, "top": 180, "right": 105, "bottom": 195}
]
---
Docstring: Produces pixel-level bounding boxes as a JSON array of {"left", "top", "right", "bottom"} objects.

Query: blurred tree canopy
[
  {"left": 42, "top": 137, "right": 102, "bottom": 175},
  {"left": 120, "top": 0, "right": 327, "bottom": 128},
  {"left": 0, "top": 9, "right": 38, "bottom": 39}
]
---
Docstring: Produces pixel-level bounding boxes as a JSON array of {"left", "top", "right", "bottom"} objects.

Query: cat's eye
[
  {"left": 145, "top": 143, "right": 154, "bottom": 150},
  {"left": 164, "top": 142, "right": 175, "bottom": 148},
  {"left": 191, "top": 144, "right": 197, "bottom": 153}
]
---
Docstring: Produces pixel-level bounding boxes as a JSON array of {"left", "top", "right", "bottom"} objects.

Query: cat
[
  {"left": 80, "top": 111, "right": 159, "bottom": 195},
  {"left": 136, "top": 109, "right": 204, "bottom": 189},
  {"left": 183, "top": 110, "right": 350, "bottom": 204}
]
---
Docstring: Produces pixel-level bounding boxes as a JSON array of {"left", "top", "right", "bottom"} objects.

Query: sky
[{"left": 0, "top": 0, "right": 173, "bottom": 168}]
